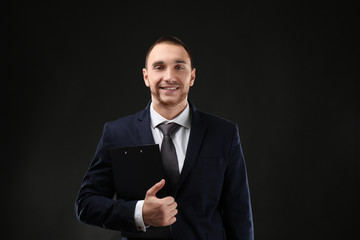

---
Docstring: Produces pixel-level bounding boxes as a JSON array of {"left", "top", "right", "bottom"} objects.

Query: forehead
[{"left": 148, "top": 43, "right": 190, "bottom": 64}]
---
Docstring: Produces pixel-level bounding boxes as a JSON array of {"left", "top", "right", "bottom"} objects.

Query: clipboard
[{"left": 109, "top": 144, "right": 167, "bottom": 200}]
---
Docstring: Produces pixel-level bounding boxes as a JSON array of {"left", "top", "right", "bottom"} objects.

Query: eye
[
  {"left": 175, "top": 65, "right": 185, "bottom": 70},
  {"left": 154, "top": 65, "right": 164, "bottom": 70}
]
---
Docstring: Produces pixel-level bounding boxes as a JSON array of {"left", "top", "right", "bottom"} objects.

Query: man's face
[{"left": 143, "top": 43, "right": 195, "bottom": 108}]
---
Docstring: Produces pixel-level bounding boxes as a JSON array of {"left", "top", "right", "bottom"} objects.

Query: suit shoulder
[
  {"left": 195, "top": 109, "right": 239, "bottom": 144},
  {"left": 105, "top": 108, "right": 145, "bottom": 130},
  {"left": 107, "top": 113, "right": 136, "bottom": 125},
  {"left": 197, "top": 109, "right": 237, "bottom": 128}
]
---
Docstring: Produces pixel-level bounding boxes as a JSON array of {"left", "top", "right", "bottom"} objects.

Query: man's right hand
[{"left": 142, "top": 179, "right": 178, "bottom": 227}]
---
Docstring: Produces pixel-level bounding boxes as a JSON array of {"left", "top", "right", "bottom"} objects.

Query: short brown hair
[{"left": 144, "top": 36, "right": 194, "bottom": 69}]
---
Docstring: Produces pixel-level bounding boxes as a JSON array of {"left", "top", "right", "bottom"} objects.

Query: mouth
[{"left": 160, "top": 86, "right": 179, "bottom": 91}]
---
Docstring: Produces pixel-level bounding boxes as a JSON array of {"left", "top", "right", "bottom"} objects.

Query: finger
[
  {"left": 167, "top": 201, "right": 178, "bottom": 210},
  {"left": 169, "top": 207, "right": 178, "bottom": 217},
  {"left": 146, "top": 179, "right": 165, "bottom": 197},
  {"left": 168, "top": 216, "right": 177, "bottom": 225},
  {"left": 161, "top": 196, "right": 175, "bottom": 205}
]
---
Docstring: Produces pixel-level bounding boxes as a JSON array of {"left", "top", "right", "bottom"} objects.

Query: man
[{"left": 75, "top": 36, "right": 254, "bottom": 240}]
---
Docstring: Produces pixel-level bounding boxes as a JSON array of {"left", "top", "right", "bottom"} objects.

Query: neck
[{"left": 152, "top": 100, "right": 188, "bottom": 120}]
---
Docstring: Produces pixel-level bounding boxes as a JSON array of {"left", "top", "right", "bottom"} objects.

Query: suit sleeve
[
  {"left": 221, "top": 124, "right": 254, "bottom": 240},
  {"left": 75, "top": 123, "right": 138, "bottom": 232}
]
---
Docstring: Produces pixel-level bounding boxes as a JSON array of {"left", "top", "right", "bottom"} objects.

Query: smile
[{"left": 160, "top": 87, "right": 179, "bottom": 90}]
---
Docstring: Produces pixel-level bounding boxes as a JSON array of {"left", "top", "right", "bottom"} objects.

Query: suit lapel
[
  {"left": 136, "top": 103, "right": 155, "bottom": 145},
  {"left": 136, "top": 102, "right": 207, "bottom": 195},
  {"left": 176, "top": 103, "right": 207, "bottom": 193}
]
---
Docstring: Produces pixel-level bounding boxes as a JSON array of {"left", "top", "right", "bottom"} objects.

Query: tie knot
[{"left": 158, "top": 122, "right": 180, "bottom": 136}]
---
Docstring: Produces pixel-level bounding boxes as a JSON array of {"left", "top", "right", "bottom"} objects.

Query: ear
[
  {"left": 190, "top": 68, "right": 196, "bottom": 86},
  {"left": 143, "top": 68, "right": 150, "bottom": 87}
]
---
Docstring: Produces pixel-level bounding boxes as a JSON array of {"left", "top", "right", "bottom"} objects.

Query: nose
[{"left": 164, "top": 68, "right": 176, "bottom": 82}]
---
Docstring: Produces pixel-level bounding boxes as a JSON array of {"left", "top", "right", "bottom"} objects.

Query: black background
[{"left": 3, "top": 1, "right": 359, "bottom": 239}]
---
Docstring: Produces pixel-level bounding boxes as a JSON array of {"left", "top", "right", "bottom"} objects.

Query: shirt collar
[{"left": 150, "top": 102, "right": 191, "bottom": 129}]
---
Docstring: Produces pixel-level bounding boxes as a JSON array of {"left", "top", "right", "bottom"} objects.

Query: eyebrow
[
  {"left": 175, "top": 60, "right": 187, "bottom": 64},
  {"left": 151, "top": 60, "right": 188, "bottom": 66}
]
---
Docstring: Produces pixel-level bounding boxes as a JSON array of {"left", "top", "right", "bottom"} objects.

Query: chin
[
  {"left": 159, "top": 98, "right": 185, "bottom": 107},
  {"left": 153, "top": 93, "right": 187, "bottom": 107},
  {"left": 160, "top": 100, "right": 180, "bottom": 106}
]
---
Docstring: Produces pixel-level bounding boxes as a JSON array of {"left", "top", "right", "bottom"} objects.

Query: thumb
[{"left": 146, "top": 179, "right": 165, "bottom": 197}]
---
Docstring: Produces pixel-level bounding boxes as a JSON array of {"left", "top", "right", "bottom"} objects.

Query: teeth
[{"left": 163, "top": 87, "right": 177, "bottom": 90}]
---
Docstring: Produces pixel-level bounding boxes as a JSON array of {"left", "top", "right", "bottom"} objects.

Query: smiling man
[
  {"left": 143, "top": 40, "right": 195, "bottom": 120},
  {"left": 75, "top": 36, "right": 254, "bottom": 240}
]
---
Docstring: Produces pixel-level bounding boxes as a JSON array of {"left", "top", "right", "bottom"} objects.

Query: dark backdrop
[{"left": 3, "top": 1, "right": 359, "bottom": 240}]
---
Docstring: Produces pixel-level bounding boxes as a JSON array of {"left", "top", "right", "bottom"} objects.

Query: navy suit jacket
[{"left": 75, "top": 102, "right": 254, "bottom": 240}]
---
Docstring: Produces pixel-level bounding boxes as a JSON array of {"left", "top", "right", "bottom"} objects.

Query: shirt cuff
[{"left": 134, "top": 200, "right": 147, "bottom": 232}]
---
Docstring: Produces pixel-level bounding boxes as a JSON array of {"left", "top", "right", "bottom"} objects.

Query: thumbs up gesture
[{"left": 142, "top": 179, "right": 178, "bottom": 226}]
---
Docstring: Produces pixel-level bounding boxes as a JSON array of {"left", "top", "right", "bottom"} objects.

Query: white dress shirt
[{"left": 134, "top": 103, "right": 191, "bottom": 231}]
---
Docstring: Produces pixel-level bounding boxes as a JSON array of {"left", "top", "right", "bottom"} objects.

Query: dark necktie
[{"left": 158, "top": 122, "right": 181, "bottom": 194}]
